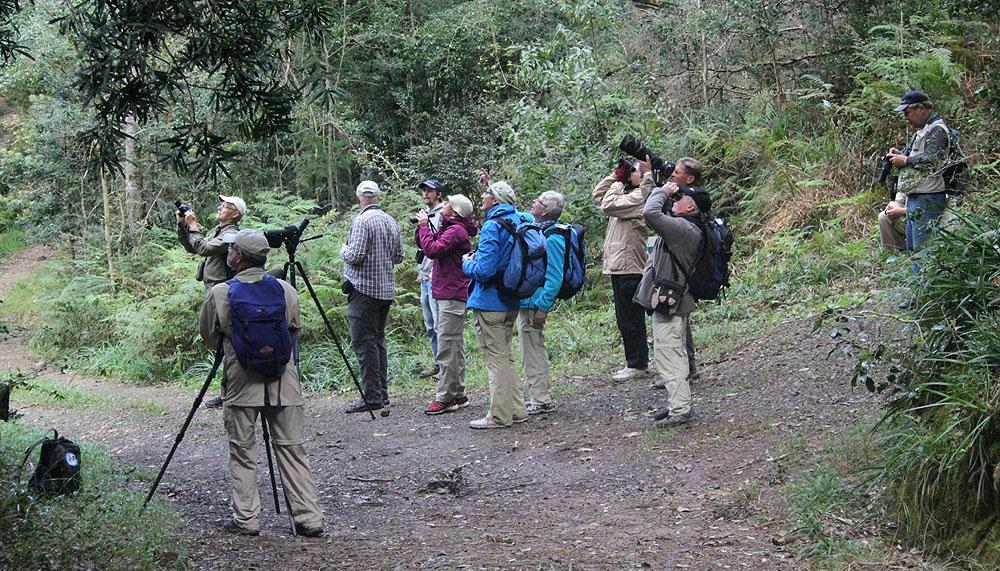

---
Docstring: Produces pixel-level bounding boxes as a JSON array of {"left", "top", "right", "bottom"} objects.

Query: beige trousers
[
  {"left": 223, "top": 405, "right": 324, "bottom": 531},
  {"left": 473, "top": 309, "right": 526, "bottom": 425},
  {"left": 434, "top": 299, "right": 468, "bottom": 402},
  {"left": 516, "top": 309, "right": 552, "bottom": 405},
  {"left": 652, "top": 312, "right": 691, "bottom": 416},
  {"left": 878, "top": 210, "right": 906, "bottom": 252}
]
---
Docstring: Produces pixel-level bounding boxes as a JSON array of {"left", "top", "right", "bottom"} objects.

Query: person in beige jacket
[{"left": 592, "top": 161, "right": 653, "bottom": 380}]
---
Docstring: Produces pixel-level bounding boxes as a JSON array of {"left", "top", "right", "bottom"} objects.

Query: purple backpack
[{"left": 227, "top": 274, "right": 293, "bottom": 379}]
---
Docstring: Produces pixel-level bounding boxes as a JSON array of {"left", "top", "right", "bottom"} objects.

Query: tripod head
[{"left": 264, "top": 218, "right": 324, "bottom": 260}]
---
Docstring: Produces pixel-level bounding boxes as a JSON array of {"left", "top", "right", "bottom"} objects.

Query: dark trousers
[
  {"left": 347, "top": 291, "right": 392, "bottom": 405},
  {"left": 686, "top": 322, "right": 697, "bottom": 375},
  {"left": 610, "top": 274, "right": 649, "bottom": 370}
]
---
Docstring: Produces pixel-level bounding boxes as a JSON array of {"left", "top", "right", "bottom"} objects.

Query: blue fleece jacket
[
  {"left": 520, "top": 221, "right": 566, "bottom": 313},
  {"left": 462, "top": 203, "right": 528, "bottom": 312}
]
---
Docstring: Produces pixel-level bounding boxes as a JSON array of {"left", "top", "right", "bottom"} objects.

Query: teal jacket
[{"left": 520, "top": 220, "right": 566, "bottom": 313}]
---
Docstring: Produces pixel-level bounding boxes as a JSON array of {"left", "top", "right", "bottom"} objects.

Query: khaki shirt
[
  {"left": 592, "top": 174, "right": 652, "bottom": 275},
  {"left": 199, "top": 267, "right": 303, "bottom": 407},
  {"left": 178, "top": 222, "right": 240, "bottom": 287},
  {"left": 897, "top": 115, "right": 948, "bottom": 196}
]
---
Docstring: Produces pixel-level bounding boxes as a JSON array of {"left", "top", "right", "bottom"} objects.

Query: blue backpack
[
  {"left": 492, "top": 217, "right": 547, "bottom": 299},
  {"left": 227, "top": 274, "right": 293, "bottom": 378},
  {"left": 544, "top": 223, "right": 587, "bottom": 299}
]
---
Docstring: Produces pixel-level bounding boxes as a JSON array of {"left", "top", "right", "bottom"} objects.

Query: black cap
[
  {"left": 895, "top": 90, "right": 930, "bottom": 112},
  {"left": 419, "top": 179, "right": 443, "bottom": 192},
  {"left": 680, "top": 187, "right": 712, "bottom": 213}
]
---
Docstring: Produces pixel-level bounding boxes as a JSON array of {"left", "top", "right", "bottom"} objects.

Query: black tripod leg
[
  {"left": 294, "top": 261, "right": 376, "bottom": 421},
  {"left": 143, "top": 339, "right": 225, "bottom": 509},
  {"left": 260, "top": 414, "right": 281, "bottom": 514},
  {"left": 261, "top": 412, "right": 298, "bottom": 535}
]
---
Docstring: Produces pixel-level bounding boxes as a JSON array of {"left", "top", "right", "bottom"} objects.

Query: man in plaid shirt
[{"left": 340, "top": 180, "right": 404, "bottom": 413}]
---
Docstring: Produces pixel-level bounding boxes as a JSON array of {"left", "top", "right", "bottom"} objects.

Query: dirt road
[{"left": 1, "top": 246, "right": 886, "bottom": 570}]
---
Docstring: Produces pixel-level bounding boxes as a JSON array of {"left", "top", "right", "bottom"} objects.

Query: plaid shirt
[{"left": 342, "top": 205, "right": 404, "bottom": 300}]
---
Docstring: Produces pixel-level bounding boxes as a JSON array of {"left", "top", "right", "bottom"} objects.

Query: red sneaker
[{"left": 425, "top": 401, "right": 449, "bottom": 415}]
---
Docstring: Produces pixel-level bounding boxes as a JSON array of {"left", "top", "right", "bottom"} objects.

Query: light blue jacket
[
  {"left": 462, "top": 203, "right": 527, "bottom": 312},
  {"left": 520, "top": 221, "right": 566, "bottom": 313}
]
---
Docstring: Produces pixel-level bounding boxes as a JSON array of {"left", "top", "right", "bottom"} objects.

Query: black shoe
[
  {"left": 222, "top": 518, "right": 259, "bottom": 536},
  {"left": 654, "top": 408, "right": 695, "bottom": 428},
  {"left": 418, "top": 365, "right": 440, "bottom": 378},
  {"left": 344, "top": 398, "right": 382, "bottom": 414},
  {"left": 204, "top": 395, "right": 224, "bottom": 409},
  {"left": 294, "top": 523, "right": 324, "bottom": 537}
]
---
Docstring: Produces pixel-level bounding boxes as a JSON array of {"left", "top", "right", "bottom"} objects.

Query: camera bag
[
  {"left": 227, "top": 274, "right": 293, "bottom": 379},
  {"left": 21, "top": 429, "right": 82, "bottom": 496}
]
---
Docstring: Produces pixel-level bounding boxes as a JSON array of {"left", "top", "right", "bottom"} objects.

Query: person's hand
[
  {"left": 463, "top": 252, "right": 475, "bottom": 261},
  {"left": 663, "top": 181, "right": 680, "bottom": 196},
  {"left": 637, "top": 154, "right": 653, "bottom": 176},
  {"left": 184, "top": 211, "right": 198, "bottom": 230},
  {"left": 478, "top": 168, "right": 492, "bottom": 189},
  {"left": 887, "top": 148, "right": 907, "bottom": 167},
  {"left": 415, "top": 210, "right": 429, "bottom": 225},
  {"left": 533, "top": 309, "right": 548, "bottom": 328},
  {"left": 885, "top": 202, "right": 906, "bottom": 219},
  {"left": 175, "top": 210, "right": 184, "bottom": 223}
]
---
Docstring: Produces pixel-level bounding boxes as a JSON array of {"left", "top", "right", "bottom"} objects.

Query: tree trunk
[
  {"left": 1, "top": 384, "right": 9, "bottom": 422},
  {"left": 101, "top": 166, "right": 116, "bottom": 293},
  {"left": 123, "top": 114, "right": 141, "bottom": 234}
]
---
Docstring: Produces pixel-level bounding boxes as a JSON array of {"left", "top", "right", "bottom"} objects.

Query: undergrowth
[{"left": 0, "top": 421, "right": 187, "bottom": 570}]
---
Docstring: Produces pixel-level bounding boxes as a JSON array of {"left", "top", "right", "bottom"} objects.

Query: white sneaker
[
  {"left": 469, "top": 417, "right": 509, "bottom": 429},
  {"left": 612, "top": 367, "right": 651, "bottom": 381}
]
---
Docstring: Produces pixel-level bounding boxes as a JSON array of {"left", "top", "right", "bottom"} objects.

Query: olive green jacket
[{"left": 178, "top": 222, "right": 239, "bottom": 288}]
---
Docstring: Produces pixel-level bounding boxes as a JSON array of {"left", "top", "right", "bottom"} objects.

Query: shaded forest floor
[{"left": 1, "top": 246, "right": 941, "bottom": 570}]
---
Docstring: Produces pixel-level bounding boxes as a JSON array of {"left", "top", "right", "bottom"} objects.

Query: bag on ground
[
  {"left": 493, "top": 217, "right": 547, "bottom": 299},
  {"left": 544, "top": 223, "right": 587, "bottom": 299},
  {"left": 227, "top": 274, "right": 293, "bottom": 378},
  {"left": 21, "top": 429, "right": 82, "bottom": 496}
]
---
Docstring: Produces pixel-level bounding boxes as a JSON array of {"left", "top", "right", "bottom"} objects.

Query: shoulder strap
[
  {"left": 661, "top": 220, "right": 706, "bottom": 281},
  {"left": 19, "top": 429, "right": 57, "bottom": 479}
]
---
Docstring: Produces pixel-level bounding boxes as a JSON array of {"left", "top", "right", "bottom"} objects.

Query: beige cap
[
  {"left": 356, "top": 180, "right": 381, "bottom": 198},
  {"left": 223, "top": 229, "right": 270, "bottom": 258},
  {"left": 447, "top": 194, "right": 474, "bottom": 218},
  {"left": 487, "top": 181, "right": 516, "bottom": 205},
  {"left": 218, "top": 195, "right": 247, "bottom": 216}
]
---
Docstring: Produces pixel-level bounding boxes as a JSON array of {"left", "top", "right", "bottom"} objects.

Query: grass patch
[
  {"left": 0, "top": 421, "right": 187, "bottom": 569},
  {"left": 8, "top": 374, "right": 166, "bottom": 415},
  {"left": 0, "top": 227, "right": 26, "bottom": 257}
]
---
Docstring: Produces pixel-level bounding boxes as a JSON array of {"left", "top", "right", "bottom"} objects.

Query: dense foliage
[{"left": 0, "top": 0, "right": 998, "bottom": 565}]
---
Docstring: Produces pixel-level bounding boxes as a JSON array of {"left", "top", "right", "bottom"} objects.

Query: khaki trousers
[
  {"left": 878, "top": 210, "right": 906, "bottom": 252},
  {"left": 434, "top": 300, "right": 468, "bottom": 403},
  {"left": 516, "top": 309, "right": 552, "bottom": 405},
  {"left": 652, "top": 312, "right": 691, "bottom": 416},
  {"left": 223, "top": 405, "right": 324, "bottom": 531},
  {"left": 473, "top": 309, "right": 526, "bottom": 425}
]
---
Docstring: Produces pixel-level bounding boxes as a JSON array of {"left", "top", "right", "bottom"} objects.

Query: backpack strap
[
  {"left": 19, "top": 429, "right": 57, "bottom": 483},
  {"left": 661, "top": 218, "right": 706, "bottom": 283}
]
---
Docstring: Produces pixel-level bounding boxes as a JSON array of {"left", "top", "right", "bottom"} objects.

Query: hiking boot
[
  {"left": 469, "top": 417, "right": 509, "bottom": 429},
  {"left": 222, "top": 519, "right": 259, "bottom": 536},
  {"left": 203, "top": 395, "right": 224, "bottom": 409},
  {"left": 344, "top": 399, "right": 382, "bottom": 414},
  {"left": 654, "top": 408, "right": 695, "bottom": 428},
  {"left": 650, "top": 380, "right": 666, "bottom": 390},
  {"left": 526, "top": 402, "right": 556, "bottom": 415},
  {"left": 688, "top": 370, "right": 701, "bottom": 382},
  {"left": 612, "top": 367, "right": 650, "bottom": 381},
  {"left": 294, "top": 523, "right": 324, "bottom": 538},
  {"left": 446, "top": 395, "right": 470, "bottom": 411},
  {"left": 418, "top": 364, "right": 440, "bottom": 378},
  {"left": 425, "top": 401, "right": 450, "bottom": 416}
]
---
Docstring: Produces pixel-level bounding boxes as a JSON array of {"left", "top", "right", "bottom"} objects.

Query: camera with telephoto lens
[
  {"left": 618, "top": 135, "right": 676, "bottom": 183},
  {"left": 175, "top": 199, "right": 190, "bottom": 216},
  {"left": 408, "top": 213, "right": 420, "bottom": 224}
]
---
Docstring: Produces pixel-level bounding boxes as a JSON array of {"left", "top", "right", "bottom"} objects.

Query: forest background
[{"left": 0, "top": 0, "right": 998, "bottom": 568}]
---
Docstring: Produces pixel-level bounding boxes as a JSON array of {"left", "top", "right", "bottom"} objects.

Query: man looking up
[
  {"left": 198, "top": 229, "right": 324, "bottom": 537},
  {"left": 178, "top": 194, "right": 245, "bottom": 409},
  {"left": 592, "top": 162, "right": 651, "bottom": 381},
  {"left": 634, "top": 161, "right": 709, "bottom": 427},
  {"left": 516, "top": 191, "right": 568, "bottom": 415},
  {"left": 341, "top": 181, "right": 404, "bottom": 414},
  {"left": 414, "top": 179, "right": 445, "bottom": 378}
]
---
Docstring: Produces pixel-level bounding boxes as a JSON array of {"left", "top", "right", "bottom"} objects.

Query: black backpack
[
  {"left": 21, "top": 429, "right": 82, "bottom": 496},
  {"left": 543, "top": 223, "right": 587, "bottom": 300},
  {"left": 666, "top": 216, "right": 734, "bottom": 301}
]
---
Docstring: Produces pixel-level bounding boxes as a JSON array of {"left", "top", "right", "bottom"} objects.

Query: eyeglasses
[{"left": 218, "top": 204, "right": 238, "bottom": 212}]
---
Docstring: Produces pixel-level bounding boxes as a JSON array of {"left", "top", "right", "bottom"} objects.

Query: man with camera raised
[
  {"left": 198, "top": 229, "right": 324, "bottom": 537},
  {"left": 413, "top": 179, "right": 445, "bottom": 379},
  {"left": 341, "top": 181, "right": 404, "bottom": 414},
  {"left": 177, "top": 194, "right": 245, "bottom": 409},
  {"left": 633, "top": 159, "right": 710, "bottom": 427}
]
